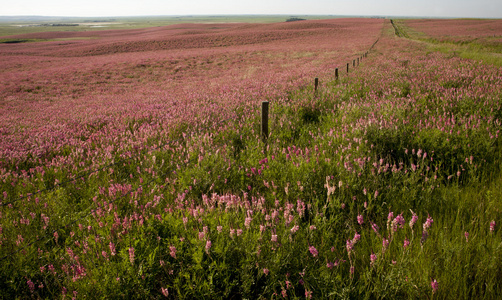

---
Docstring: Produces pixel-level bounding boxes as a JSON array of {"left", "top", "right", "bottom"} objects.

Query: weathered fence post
[
  {"left": 261, "top": 101, "right": 269, "bottom": 142},
  {"left": 347, "top": 63, "right": 349, "bottom": 73},
  {"left": 335, "top": 68, "right": 339, "bottom": 80},
  {"left": 314, "top": 77, "right": 319, "bottom": 91},
  {"left": 353, "top": 60, "right": 355, "bottom": 67}
]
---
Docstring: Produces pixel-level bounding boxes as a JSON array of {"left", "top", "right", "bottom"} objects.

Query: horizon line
[{"left": 0, "top": 14, "right": 498, "bottom": 20}]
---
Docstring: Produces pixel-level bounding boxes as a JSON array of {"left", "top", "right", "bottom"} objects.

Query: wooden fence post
[
  {"left": 261, "top": 101, "right": 269, "bottom": 141},
  {"left": 335, "top": 68, "right": 339, "bottom": 80},
  {"left": 314, "top": 77, "right": 319, "bottom": 91},
  {"left": 347, "top": 63, "right": 349, "bottom": 73}
]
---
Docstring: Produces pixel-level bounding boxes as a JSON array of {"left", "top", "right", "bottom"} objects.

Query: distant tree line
[
  {"left": 40, "top": 23, "right": 79, "bottom": 27},
  {"left": 286, "top": 17, "right": 306, "bottom": 22}
]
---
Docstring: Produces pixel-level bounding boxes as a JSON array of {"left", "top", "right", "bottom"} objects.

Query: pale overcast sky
[{"left": 2, "top": 0, "right": 501, "bottom": 18}]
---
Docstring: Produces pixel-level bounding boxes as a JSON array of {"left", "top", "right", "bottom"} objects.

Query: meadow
[
  {"left": 0, "top": 15, "right": 346, "bottom": 37},
  {"left": 0, "top": 17, "right": 502, "bottom": 298}
]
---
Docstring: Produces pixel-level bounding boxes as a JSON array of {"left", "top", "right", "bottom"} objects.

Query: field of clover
[{"left": 1, "top": 18, "right": 501, "bottom": 298}]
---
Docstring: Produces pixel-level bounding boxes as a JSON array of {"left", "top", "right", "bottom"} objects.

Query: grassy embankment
[{"left": 392, "top": 19, "right": 502, "bottom": 66}]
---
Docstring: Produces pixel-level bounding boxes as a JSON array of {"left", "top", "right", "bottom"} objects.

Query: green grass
[{"left": 392, "top": 19, "right": 502, "bottom": 66}]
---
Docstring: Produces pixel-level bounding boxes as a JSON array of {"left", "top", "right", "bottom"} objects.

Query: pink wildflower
[
  {"left": 161, "top": 287, "right": 169, "bottom": 297},
  {"left": 409, "top": 212, "right": 418, "bottom": 230},
  {"left": 371, "top": 222, "right": 379, "bottom": 234},
  {"left": 423, "top": 215, "right": 433, "bottom": 231},
  {"left": 285, "top": 280, "right": 291, "bottom": 289},
  {"left": 490, "top": 220, "right": 496, "bottom": 232},
  {"left": 128, "top": 247, "right": 135, "bottom": 264},
  {"left": 271, "top": 234, "right": 278, "bottom": 242},
  {"left": 431, "top": 279, "right": 439, "bottom": 293},
  {"left": 394, "top": 214, "right": 405, "bottom": 228},
  {"left": 281, "top": 289, "right": 287, "bottom": 298},
  {"left": 205, "top": 240, "right": 212, "bottom": 253},
  {"left": 263, "top": 268, "right": 269, "bottom": 275},
  {"left": 403, "top": 238, "right": 410, "bottom": 249},
  {"left": 169, "top": 246, "right": 177, "bottom": 258},
  {"left": 370, "top": 252, "right": 377, "bottom": 265},
  {"left": 357, "top": 214, "right": 364, "bottom": 225},
  {"left": 244, "top": 217, "right": 252, "bottom": 229},
  {"left": 109, "top": 242, "right": 116, "bottom": 256},
  {"left": 16, "top": 235, "right": 24, "bottom": 246},
  {"left": 346, "top": 240, "right": 354, "bottom": 253},
  {"left": 353, "top": 232, "right": 361, "bottom": 243},
  {"left": 382, "top": 238, "right": 389, "bottom": 249},
  {"left": 27, "top": 280, "right": 35, "bottom": 293},
  {"left": 309, "top": 245, "right": 318, "bottom": 257}
]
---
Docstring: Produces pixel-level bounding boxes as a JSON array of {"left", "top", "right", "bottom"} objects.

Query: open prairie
[
  {"left": 0, "top": 18, "right": 381, "bottom": 167},
  {"left": 1, "top": 18, "right": 502, "bottom": 298}
]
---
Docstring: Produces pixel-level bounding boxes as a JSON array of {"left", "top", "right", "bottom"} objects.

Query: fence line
[
  {"left": 0, "top": 37, "right": 381, "bottom": 262},
  {"left": 2, "top": 36, "right": 379, "bottom": 207},
  {"left": 2, "top": 37, "right": 380, "bottom": 208}
]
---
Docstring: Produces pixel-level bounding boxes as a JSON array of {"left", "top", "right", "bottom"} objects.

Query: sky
[{"left": 2, "top": 0, "right": 501, "bottom": 19}]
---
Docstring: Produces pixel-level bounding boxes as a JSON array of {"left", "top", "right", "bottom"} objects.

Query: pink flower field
[
  {"left": 1, "top": 18, "right": 502, "bottom": 298},
  {"left": 0, "top": 18, "right": 381, "bottom": 172}
]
